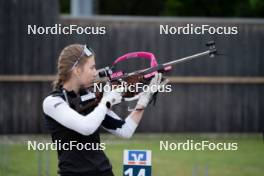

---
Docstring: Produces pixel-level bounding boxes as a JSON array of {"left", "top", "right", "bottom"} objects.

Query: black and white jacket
[{"left": 42, "top": 88, "right": 137, "bottom": 175}]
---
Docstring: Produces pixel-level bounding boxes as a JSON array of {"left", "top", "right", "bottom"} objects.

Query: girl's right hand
[{"left": 100, "top": 83, "right": 123, "bottom": 108}]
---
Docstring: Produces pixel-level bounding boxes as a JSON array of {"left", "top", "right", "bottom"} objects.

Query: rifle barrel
[
  {"left": 129, "top": 50, "right": 211, "bottom": 76},
  {"left": 163, "top": 50, "right": 210, "bottom": 67}
]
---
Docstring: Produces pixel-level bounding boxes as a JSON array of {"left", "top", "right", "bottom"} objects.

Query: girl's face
[{"left": 77, "top": 56, "right": 97, "bottom": 87}]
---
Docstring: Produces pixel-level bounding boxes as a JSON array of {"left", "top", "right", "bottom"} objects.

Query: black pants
[
  {"left": 100, "top": 169, "right": 115, "bottom": 176},
  {"left": 59, "top": 169, "right": 114, "bottom": 176}
]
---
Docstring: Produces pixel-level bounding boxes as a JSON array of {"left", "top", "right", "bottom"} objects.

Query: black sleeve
[{"left": 101, "top": 114, "right": 125, "bottom": 130}]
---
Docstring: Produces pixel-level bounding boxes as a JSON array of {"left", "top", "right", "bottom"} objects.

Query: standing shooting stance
[{"left": 42, "top": 44, "right": 164, "bottom": 176}]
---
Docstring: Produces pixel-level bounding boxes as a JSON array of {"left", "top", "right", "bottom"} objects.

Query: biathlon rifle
[{"left": 70, "top": 41, "right": 217, "bottom": 112}]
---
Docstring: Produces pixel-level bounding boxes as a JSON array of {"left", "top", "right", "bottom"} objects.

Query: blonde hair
[{"left": 53, "top": 44, "right": 93, "bottom": 90}]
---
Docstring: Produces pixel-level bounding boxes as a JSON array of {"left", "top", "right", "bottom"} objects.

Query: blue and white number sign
[{"left": 123, "top": 150, "right": 151, "bottom": 176}]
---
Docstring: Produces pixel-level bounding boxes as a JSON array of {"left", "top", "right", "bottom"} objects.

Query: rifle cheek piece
[{"left": 111, "top": 52, "right": 159, "bottom": 79}]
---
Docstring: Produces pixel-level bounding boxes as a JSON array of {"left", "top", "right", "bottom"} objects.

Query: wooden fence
[{"left": 0, "top": 0, "right": 263, "bottom": 133}]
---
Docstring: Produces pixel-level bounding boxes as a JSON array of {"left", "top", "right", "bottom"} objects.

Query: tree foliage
[{"left": 59, "top": 0, "right": 264, "bottom": 17}]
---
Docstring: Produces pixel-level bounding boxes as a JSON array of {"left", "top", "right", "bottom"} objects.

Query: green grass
[{"left": 0, "top": 133, "right": 263, "bottom": 176}]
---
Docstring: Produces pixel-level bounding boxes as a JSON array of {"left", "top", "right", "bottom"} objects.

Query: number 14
[{"left": 124, "top": 168, "right": 146, "bottom": 176}]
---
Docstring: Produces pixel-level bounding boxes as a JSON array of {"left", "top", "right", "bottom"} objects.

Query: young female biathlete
[{"left": 42, "top": 44, "right": 164, "bottom": 176}]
